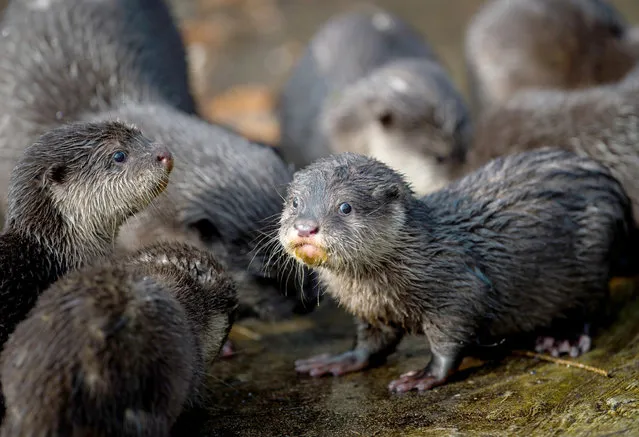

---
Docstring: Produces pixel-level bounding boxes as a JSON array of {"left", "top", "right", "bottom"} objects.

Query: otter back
[
  {"left": 89, "top": 103, "right": 320, "bottom": 322},
  {"left": 469, "top": 83, "right": 639, "bottom": 221},
  {"left": 1, "top": 241, "right": 238, "bottom": 436}
]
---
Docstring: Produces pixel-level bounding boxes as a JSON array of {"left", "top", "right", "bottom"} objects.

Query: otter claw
[
  {"left": 294, "top": 351, "right": 369, "bottom": 377},
  {"left": 388, "top": 370, "right": 447, "bottom": 393},
  {"left": 535, "top": 333, "right": 592, "bottom": 358}
]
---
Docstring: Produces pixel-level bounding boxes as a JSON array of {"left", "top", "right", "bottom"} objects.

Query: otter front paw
[
  {"left": 388, "top": 369, "right": 448, "bottom": 393},
  {"left": 294, "top": 350, "right": 370, "bottom": 377}
]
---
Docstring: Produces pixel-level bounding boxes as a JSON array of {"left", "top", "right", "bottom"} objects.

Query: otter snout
[
  {"left": 294, "top": 219, "right": 320, "bottom": 237},
  {"left": 155, "top": 148, "right": 174, "bottom": 173}
]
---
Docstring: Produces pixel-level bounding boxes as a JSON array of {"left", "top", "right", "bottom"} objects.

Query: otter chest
[{"left": 320, "top": 271, "right": 418, "bottom": 328}]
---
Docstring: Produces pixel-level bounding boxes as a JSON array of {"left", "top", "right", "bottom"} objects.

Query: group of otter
[{"left": 0, "top": 0, "right": 638, "bottom": 435}]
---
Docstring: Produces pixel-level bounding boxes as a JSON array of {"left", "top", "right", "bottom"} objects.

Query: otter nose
[
  {"left": 156, "top": 149, "right": 174, "bottom": 172},
  {"left": 294, "top": 219, "right": 319, "bottom": 237}
]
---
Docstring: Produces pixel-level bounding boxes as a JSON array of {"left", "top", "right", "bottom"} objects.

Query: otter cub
[
  {"left": 0, "top": 121, "right": 173, "bottom": 354},
  {"left": 0, "top": 0, "right": 195, "bottom": 222},
  {"left": 0, "top": 242, "right": 237, "bottom": 437},
  {"left": 279, "top": 151, "right": 637, "bottom": 393},
  {"left": 465, "top": 0, "right": 639, "bottom": 111},
  {"left": 277, "top": 7, "right": 470, "bottom": 196}
]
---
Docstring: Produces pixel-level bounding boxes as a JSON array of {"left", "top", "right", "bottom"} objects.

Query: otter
[
  {"left": 0, "top": 120, "right": 172, "bottom": 353},
  {"left": 468, "top": 80, "right": 639, "bottom": 221},
  {"left": 465, "top": 0, "right": 639, "bottom": 112},
  {"left": 0, "top": 0, "right": 196, "bottom": 223},
  {"left": 0, "top": 242, "right": 237, "bottom": 436},
  {"left": 278, "top": 150, "right": 637, "bottom": 393},
  {"left": 277, "top": 7, "right": 471, "bottom": 196},
  {"left": 0, "top": 0, "right": 319, "bottom": 322},
  {"left": 90, "top": 104, "right": 320, "bottom": 322},
  {"left": 0, "top": 121, "right": 172, "bottom": 418}
]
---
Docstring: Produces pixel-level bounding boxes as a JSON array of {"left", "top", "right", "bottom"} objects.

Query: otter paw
[
  {"left": 294, "top": 350, "right": 369, "bottom": 377},
  {"left": 220, "top": 340, "right": 235, "bottom": 358},
  {"left": 388, "top": 369, "right": 447, "bottom": 393},
  {"left": 534, "top": 333, "right": 592, "bottom": 358}
]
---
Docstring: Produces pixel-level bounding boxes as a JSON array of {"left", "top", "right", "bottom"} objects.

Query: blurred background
[{"left": 166, "top": 0, "right": 639, "bottom": 145}]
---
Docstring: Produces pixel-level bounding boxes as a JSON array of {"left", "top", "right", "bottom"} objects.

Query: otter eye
[
  {"left": 435, "top": 155, "right": 446, "bottom": 164},
  {"left": 292, "top": 197, "right": 299, "bottom": 209},
  {"left": 339, "top": 202, "right": 352, "bottom": 215},
  {"left": 112, "top": 151, "right": 127, "bottom": 163}
]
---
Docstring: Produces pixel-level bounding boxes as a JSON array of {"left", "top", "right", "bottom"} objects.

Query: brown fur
[{"left": 0, "top": 241, "right": 237, "bottom": 436}]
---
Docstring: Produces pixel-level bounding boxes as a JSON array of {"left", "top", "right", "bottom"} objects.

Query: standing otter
[
  {"left": 0, "top": 242, "right": 237, "bottom": 437},
  {"left": 0, "top": 120, "right": 173, "bottom": 361},
  {"left": 0, "top": 0, "right": 195, "bottom": 224},
  {"left": 465, "top": 0, "right": 639, "bottom": 112},
  {"left": 468, "top": 81, "right": 639, "bottom": 221},
  {"left": 279, "top": 150, "right": 637, "bottom": 393},
  {"left": 277, "top": 7, "right": 471, "bottom": 196}
]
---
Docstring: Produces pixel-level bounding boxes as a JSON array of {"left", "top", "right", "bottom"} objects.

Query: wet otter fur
[
  {"left": 468, "top": 80, "right": 639, "bottom": 221},
  {"left": 466, "top": 0, "right": 639, "bottom": 111},
  {"left": 0, "top": 0, "right": 319, "bottom": 321},
  {"left": 278, "top": 7, "right": 471, "bottom": 196},
  {"left": 91, "top": 104, "right": 320, "bottom": 322},
  {"left": 279, "top": 150, "right": 638, "bottom": 393},
  {"left": 0, "top": 0, "right": 195, "bottom": 223},
  {"left": 0, "top": 121, "right": 172, "bottom": 415},
  {"left": 0, "top": 242, "right": 237, "bottom": 437}
]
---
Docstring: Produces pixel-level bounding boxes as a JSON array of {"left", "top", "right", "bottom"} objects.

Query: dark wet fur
[
  {"left": 278, "top": 6, "right": 470, "bottom": 187},
  {"left": 280, "top": 150, "right": 638, "bottom": 387},
  {"left": 0, "top": 0, "right": 319, "bottom": 319},
  {"left": 0, "top": 0, "right": 195, "bottom": 223},
  {"left": 0, "top": 242, "right": 237, "bottom": 437},
  {"left": 469, "top": 82, "right": 639, "bottom": 222},
  {"left": 89, "top": 104, "right": 320, "bottom": 321},
  {"left": 465, "top": 0, "right": 639, "bottom": 112},
  {"left": 0, "top": 121, "right": 171, "bottom": 421}
]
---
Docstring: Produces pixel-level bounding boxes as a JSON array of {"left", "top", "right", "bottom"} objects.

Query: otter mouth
[{"left": 288, "top": 239, "right": 329, "bottom": 268}]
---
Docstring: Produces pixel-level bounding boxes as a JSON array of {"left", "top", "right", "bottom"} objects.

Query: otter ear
[
  {"left": 43, "top": 164, "right": 68, "bottom": 185},
  {"left": 372, "top": 183, "right": 401, "bottom": 200}
]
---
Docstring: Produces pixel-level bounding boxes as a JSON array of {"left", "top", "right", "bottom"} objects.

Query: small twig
[
  {"left": 230, "top": 324, "right": 263, "bottom": 341},
  {"left": 513, "top": 350, "right": 611, "bottom": 378}
]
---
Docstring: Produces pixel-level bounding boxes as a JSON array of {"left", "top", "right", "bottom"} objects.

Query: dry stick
[{"left": 512, "top": 350, "right": 611, "bottom": 377}]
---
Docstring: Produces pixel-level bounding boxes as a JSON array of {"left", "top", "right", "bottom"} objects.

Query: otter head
[
  {"left": 322, "top": 59, "right": 470, "bottom": 197},
  {"left": 279, "top": 153, "right": 412, "bottom": 275},
  {"left": 6, "top": 121, "right": 173, "bottom": 259}
]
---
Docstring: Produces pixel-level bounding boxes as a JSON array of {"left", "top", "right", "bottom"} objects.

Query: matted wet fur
[
  {"left": 465, "top": 0, "right": 639, "bottom": 112},
  {"left": 0, "top": 0, "right": 319, "bottom": 320},
  {"left": 469, "top": 80, "right": 639, "bottom": 221},
  {"left": 0, "top": 242, "right": 237, "bottom": 437},
  {"left": 0, "top": 0, "right": 195, "bottom": 223},
  {"left": 0, "top": 121, "right": 172, "bottom": 416},
  {"left": 279, "top": 150, "right": 638, "bottom": 393},
  {"left": 277, "top": 6, "right": 470, "bottom": 196},
  {"left": 90, "top": 104, "right": 320, "bottom": 321}
]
